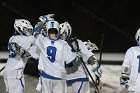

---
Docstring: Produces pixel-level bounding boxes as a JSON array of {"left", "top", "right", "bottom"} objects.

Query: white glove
[
  {"left": 92, "top": 63, "right": 102, "bottom": 78},
  {"left": 39, "top": 14, "right": 55, "bottom": 23}
]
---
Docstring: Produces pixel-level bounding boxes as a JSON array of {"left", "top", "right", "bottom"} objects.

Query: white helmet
[
  {"left": 45, "top": 20, "right": 60, "bottom": 37},
  {"left": 135, "top": 28, "right": 140, "bottom": 45},
  {"left": 14, "top": 19, "right": 33, "bottom": 36},
  {"left": 60, "top": 22, "right": 72, "bottom": 40}
]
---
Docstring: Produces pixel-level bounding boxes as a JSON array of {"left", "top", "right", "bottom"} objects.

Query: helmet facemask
[
  {"left": 22, "top": 27, "right": 33, "bottom": 36},
  {"left": 14, "top": 19, "right": 33, "bottom": 36},
  {"left": 60, "top": 22, "right": 72, "bottom": 41},
  {"left": 60, "top": 30, "right": 68, "bottom": 40}
]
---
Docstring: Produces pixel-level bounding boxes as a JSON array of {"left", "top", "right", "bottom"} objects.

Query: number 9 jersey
[{"left": 33, "top": 34, "right": 76, "bottom": 79}]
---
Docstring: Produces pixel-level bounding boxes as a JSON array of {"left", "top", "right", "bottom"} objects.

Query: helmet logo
[{"left": 51, "top": 22, "right": 54, "bottom": 28}]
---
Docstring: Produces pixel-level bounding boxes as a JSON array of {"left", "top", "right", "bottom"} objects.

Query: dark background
[{"left": 0, "top": 0, "right": 139, "bottom": 52}]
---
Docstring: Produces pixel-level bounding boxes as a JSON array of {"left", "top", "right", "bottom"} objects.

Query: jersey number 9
[{"left": 47, "top": 46, "right": 57, "bottom": 63}]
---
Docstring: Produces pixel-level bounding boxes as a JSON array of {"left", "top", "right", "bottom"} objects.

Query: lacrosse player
[
  {"left": 59, "top": 22, "right": 102, "bottom": 93},
  {"left": 3, "top": 19, "right": 35, "bottom": 93},
  {"left": 120, "top": 28, "right": 140, "bottom": 93},
  {"left": 29, "top": 19, "right": 78, "bottom": 93}
]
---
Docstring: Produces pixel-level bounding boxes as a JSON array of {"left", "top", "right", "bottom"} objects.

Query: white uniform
[
  {"left": 66, "top": 39, "right": 93, "bottom": 93},
  {"left": 32, "top": 34, "right": 76, "bottom": 93},
  {"left": 122, "top": 46, "right": 140, "bottom": 93},
  {"left": 3, "top": 35, "right": 35, "bottom": 93}
]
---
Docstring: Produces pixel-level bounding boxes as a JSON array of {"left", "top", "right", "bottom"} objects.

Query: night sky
[{"left": 0, "top": 0, "right": 139, "bottom": 52}]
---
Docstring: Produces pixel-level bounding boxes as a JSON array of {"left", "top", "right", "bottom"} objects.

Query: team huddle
[
  {"left": 3, "top": 14, "right": 140, "bottom": 93},
  {"left": 2, "top": 14, "right": 102, "bottom": 93}
]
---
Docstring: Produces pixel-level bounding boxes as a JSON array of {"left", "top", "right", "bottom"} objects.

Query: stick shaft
[
  {"left": 79, "top": 57, "right": 99, "bottom": 92},
  {"left": 0, "top": 66, "right": 5, "bottom": 72}
]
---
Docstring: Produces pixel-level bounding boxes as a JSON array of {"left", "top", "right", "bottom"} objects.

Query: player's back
[
  {"left": 123, "top": 46, "right": 140, "bottom": 92},
  {"left": 36, "top": 34, "right": 76, "bottom": 79}
]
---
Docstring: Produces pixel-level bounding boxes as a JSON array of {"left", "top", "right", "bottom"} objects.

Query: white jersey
[
  {"left": 33, "top": 34, "right": 76, "bottom": 79},
  {"left": 66, "top": 39, "right": 93, "bottom": 80},
  {"left": 3, "top": 35, "right": 35, "bottom": 78},
  {"left": 122, "top": 46, "right": 140, "bottom": 92}
]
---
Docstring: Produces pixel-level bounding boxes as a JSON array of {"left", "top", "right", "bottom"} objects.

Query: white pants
[
  {"left": 41, "top": 77, "right": 67, "bottom": 93},
  {"left": 67, "top": 81, "right": 90, "bottom": 93},
  {"left": 4, "top": 78, "right": 25, "bottom": 93}
]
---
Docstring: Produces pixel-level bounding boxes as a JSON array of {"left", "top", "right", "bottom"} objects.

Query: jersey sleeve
[
  {"left": 21, "top": 36, "right": 35, "bottom": 50},
  {"left": 27, "top": 44, "right": 40, "bottom": 59},
  {"left": 35, "top": 34, "right": 44, "bottom": 46},
  {"left": 28, "top": 34, "right": 44, "bottom": 59},
  {"left": 63, "top": 43, "right": 76, "bottom": 64},
  {"left": 122, "top": 48, "right": 133, "bottom": 68},
  {"left": 78, "top": 39, "right": 94, "bottom": 62}
]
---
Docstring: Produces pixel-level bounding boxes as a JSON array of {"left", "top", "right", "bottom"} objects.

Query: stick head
[{"left": 84, "top": 40, "right": 99, "bottom": 51}]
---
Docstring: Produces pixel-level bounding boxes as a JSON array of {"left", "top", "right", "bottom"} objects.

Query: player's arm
[
  {"left": 27, "top": 35, "right": 44, "bottom": 59},
  {"left": 33, "top": 22, "right": 44, "bottom": 37},
  {"left": 10, "top": 42, "right": 31, "bottom": 58},
  {"left": 27, "top": 44, "right": 40, "bottom": 59},
  {"left": 33, "top": 14, "right": 55, "bottom": 37},
  {"left": 87, "top": 55, "right": 102, "bottom": 78},
  {"left": 87, "top": 55, "right": 97, "bottom": 65},
  {"left": 120, "top": 66, "right": 130, "bottom": 88},
  {"left": 10, "top": 39, "right": 40, "bottom": 59},
  {"left": 63, "top": 43, "right": 78, "bottom": 68},
  {"left": 65, "top": 57, "right": 77, "bottom": 67},
  {"left": 78, "top": 39, "right": 102, "bottom": 77},
  {"left": 120, "top": 48, "right": 132, "bottom": 88}
]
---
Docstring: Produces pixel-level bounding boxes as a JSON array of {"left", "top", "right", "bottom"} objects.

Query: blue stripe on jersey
[
  {"left": 20, "top": 78, "right": 24, "bottom": 93},
  {"left": 40, "top": 70, "right": 63, "bottom": 80},
  {"left": 66, "top": 78, "right": 89, "bottom": 86},
  {"left": 77, "top": 81, "right": 84, "bottom": 93},
  {"left": 70, "top": 57, "right": 77, "bottom": 64},
  {"left": 51, "top": 41, "right": 55, "bottom": 45}
]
